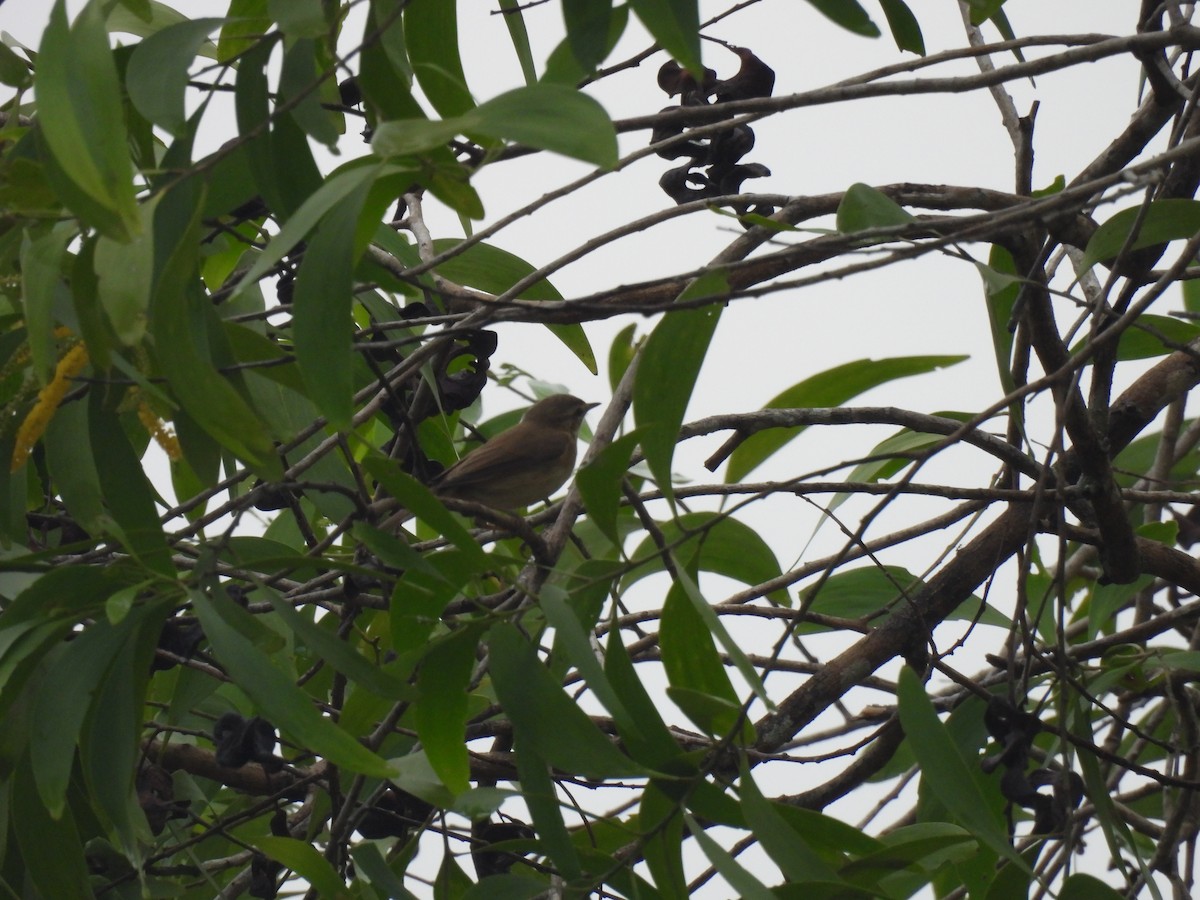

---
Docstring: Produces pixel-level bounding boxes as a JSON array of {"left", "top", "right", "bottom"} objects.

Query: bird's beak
[{"left": 584, "top": 402, "right": 601, "bottom": 412}]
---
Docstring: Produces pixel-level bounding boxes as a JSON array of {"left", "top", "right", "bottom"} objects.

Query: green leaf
[
  {"left": 279, "top": 37, "right": 341, "bottom": 147},
  {"left": 20, "top": 223, "right": 76, "bottom": 383},
  {"left": 576, "top": 431, "right": 641, "bottom": 546},
  {"left": 634, "top": 269, "right": 729, "bottom": 505},
  {"left": 628, "top": 0, "right": 702, "bottom": 75},
  {"left": 724, "top": 355, "right": 967, "bottom": 483},
  {"left": 512, "top": 735, "right": 582, "bottom": 880},
  {"left": 254, "top": 837, "right": 351, "bottom": 898},
  {"left": 471, "top": 84, "right": 617, "bottom": 169},
  {"left": 37, "top": 0, "right": 140, "bottom": 240},
  {"left": 429, "top": 238, "right": 596, "bottom": 372},
  {"left": 603, "top": 620, "right": 684, "bottom": 769},
  {"left": 657, "top": 585, "right": 739, "bottom": 739},
  {"left": 837, "top": 182, "right": 914, "bottom": 232},
  {"left": 217, "top": 0, "right": 268, "bottom": 62},
  {"left": 979, "top": 244, "right": 1020, "bottom": 398},
  {"left": 233, "top": 161, "right": 383, "bottom": 297},
  {"left": 498, "top": 0, "right": 537, "bottom": 84},
  {"left": 896, "top": 668, "right": 1024, "bottom": 868},
  {"left": 31, "top": 615, "right": 140, "bottom": 816},
  {"left": 487, "top": 623, "right": 643, "bottom": 779},
  {"left": 1069, "top": 313, "right": 1200, "bottom": 361},
  {"left": 363, "top": 456, "right": 491, "bottom": 573},
  {"left": 292, "top": 172, "right": 375, "bottom": 429},
  {"left": 404, "top": 0, "right": 474, "bottom": 118},
  {"left": 43, "top": 389, "right": 105, "bottom": 535},
  {"left": 563, "top": 0, "right": 613, "bottom": 72},
  {"left": 268, "top": 0, "right": 326, "bottom": 37},
  {"left": 374, "top": 84, "right": 617, "bottom": 169},
  {"left": 804, "top": 0, "right": 881, "bottom": 36},
  {"left": 93, "top": 193, "right": 158, "bottom": 345},
  {"left": 264, "top": 591, "right": 415, "bottom": 700},
  {"left": 190, "top": 591, "right": 397, "bottom": 778},
  {"left": 684, "top": 813, "right": 775, "bottom": 900},
  {"left": 879, "top": 0, "right": 924, "bottom": 54},
  {"left": 625, "top": 512, "right": 789, "bottom": 606},
  {"left": 13, "top": 758, "right": 93, "bottom": 900},
  {"left": 665, "top": 562, "right": 771, "bottom": 717},
  {"left": 1059, "top": 873, "right": 1124, "bottom": 900},
  {"left": 739, "top": 761, "right": 845, "bottom": 884},
  {"left": 415, "top": 627, "right": 478, "bottom": 795},
  {"left": 798, "top": 565, "right": 1006, "bottom": 631},
  {"left": 351, "top": 843, "right": 420, "bottom": 900},
  {"left": 88, "top": 395, "right": 173, "bottom": 576},
  {"left": 1081, "top": 199, "right": 1200, "bottom": 271},
  {"left": 125, "top": 17, "right": 223, "bottom": 135}
]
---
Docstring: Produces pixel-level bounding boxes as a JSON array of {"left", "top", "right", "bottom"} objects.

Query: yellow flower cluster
[
  {"left": 135, "top": 397, "right": 182, "bottom": 461},
  {"left": 10, "top": 341, "right": 89, "bottom": 472}
]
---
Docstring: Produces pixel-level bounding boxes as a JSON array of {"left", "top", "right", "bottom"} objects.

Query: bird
[{"left": 428, "top": 393, "right": 599, "bottom": 511}]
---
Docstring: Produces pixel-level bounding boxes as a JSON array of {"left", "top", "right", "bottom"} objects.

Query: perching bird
[{"left": 430, "top": 393, "right": 598, "bottom": 509}]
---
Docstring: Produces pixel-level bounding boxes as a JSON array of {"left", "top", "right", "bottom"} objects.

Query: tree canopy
[{"left": 2, "top": 1, "right": 1200, "bottom": 898}]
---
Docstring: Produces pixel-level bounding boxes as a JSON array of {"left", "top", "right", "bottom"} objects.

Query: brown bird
[{"left": 429, "top": 393, "right": 599, "bottom": 510}]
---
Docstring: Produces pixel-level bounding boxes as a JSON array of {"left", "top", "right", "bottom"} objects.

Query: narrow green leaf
[
  {"left": 542, "top": 586, "right": 646, "bottom": 743},
  {"left": 268, "top": 0, "right": 326, "bottom": 37},
  {"left": 217, "top": 0, "right": 268, "bottom": 62},
  {"left": 429, "top": 238, "right": 595, "bottom": 371},
  {"left": 563, "top": 0, "right": 613, "bottom": 72},
  {"left": 626, "top": 511, "right": 789, "bottom": 606},
  {"left": 512, "top": 734, "right": 582, "bottom": 880},
  {"left": 125, "top": 17, "right": 223, "bottom": 135},
  {"left": 896, "top": 668, "right": 1024, "bottom": 868},
  {"left": 837, "top": 182, "right": 915, "bottom": 232},
  {"left": 363, "top": 456, "right": 491, "bottom": 573},
  {"left": 13, "top": 759, "right": 93, "bottom": 900},
  {"left": 576, "top": 431, "right": 641, "bottom": 546},
  {"left": 351, "top": 843, "right": 420, "bottom": 900},
  {"left": 37, "top": 0, "right": 140, "bottom": 239},
  {"left": 255, "top": 837, "right": 350, "bottom": 898},
  {"left": 879, "top": 0, "right": 924, "bottom": 54},
  {"left": 415, "top": 627, "right": 478, "bottom": 795},
  {"left": 279, "top": 37, "right": 341, "bottom": 147},
  {"left": 724, "top": 355, "right": 967, "bottom": 483},
  {"left": 684, "top": 813, "right": 775, "bottom": 900},
  {"left": 1081, "top": 199, "right": 1200, "bottom": 271},
  {"left": 628, "top": 0, "right": 702, "bottom": 75},
  {"left": 634, "top": 270, "right": 729, "bottom": 504},
  {"left": 672, "top": 560, "right": 771, "bottom": 709},
  {"left": 20, "top": 223, "right": 76, "bottom": 383},
  {"left": 1069, "top": 313, "right": 1200, "bottom": 361},
  {"left": 191, "top": 591, "right": 397, "bottom": 778},
  {"left": 43, "top": 390, "right": 105, "bottom": 535},
  {"left": 488, "top": 623, "right": 642, "bottom": 779},
  {"left": 603, "top": 623, "right": 683, "bottom": 769},
  {"left": 233, "top": 161, "right": 383, "bottom": 297},
  {"left": 475, "top": 84, "right": 618, "bottom": 168},
  {"left": 31, "top": 618, "right": 136, "bottom": 816},
  {"left": 264, "top": 591, "right": 414, "bottom": 700},
  {"left": 88, "top": 395, "right": 173, "bottom": 576},
  {"left": 804, "top": 0, "right": 881, "bottom": 36},
  {"left": 797, "top": 565, "right": 1005, "bottom": 631},
  {"left": 660, "top": 579, "right": 739, "bottom": 720},
  {"left": 292, "top": 175, "right": 374, "bottom": 429},
  {"left": 94, "top": 193, "right": 158, "bottom": 345},
  {"left": 639, "top": 781, "right": 687, "bottom": 897},
  {"left": 404, "top": 0, "right": 474, "bottom": 118},
  {"left": 739, "top": 761, "right": 845, "bottom": 883},
  {"left": 498, "top": 0, "right": 537, "bottom": 84},
  {"left": 1059, "top": 873, "right": 1124, "bottom": 900}
]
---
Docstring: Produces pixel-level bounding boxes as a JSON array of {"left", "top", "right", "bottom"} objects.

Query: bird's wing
[{"left": 433, "top": 429, "right": 573, "bottom": 494}]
